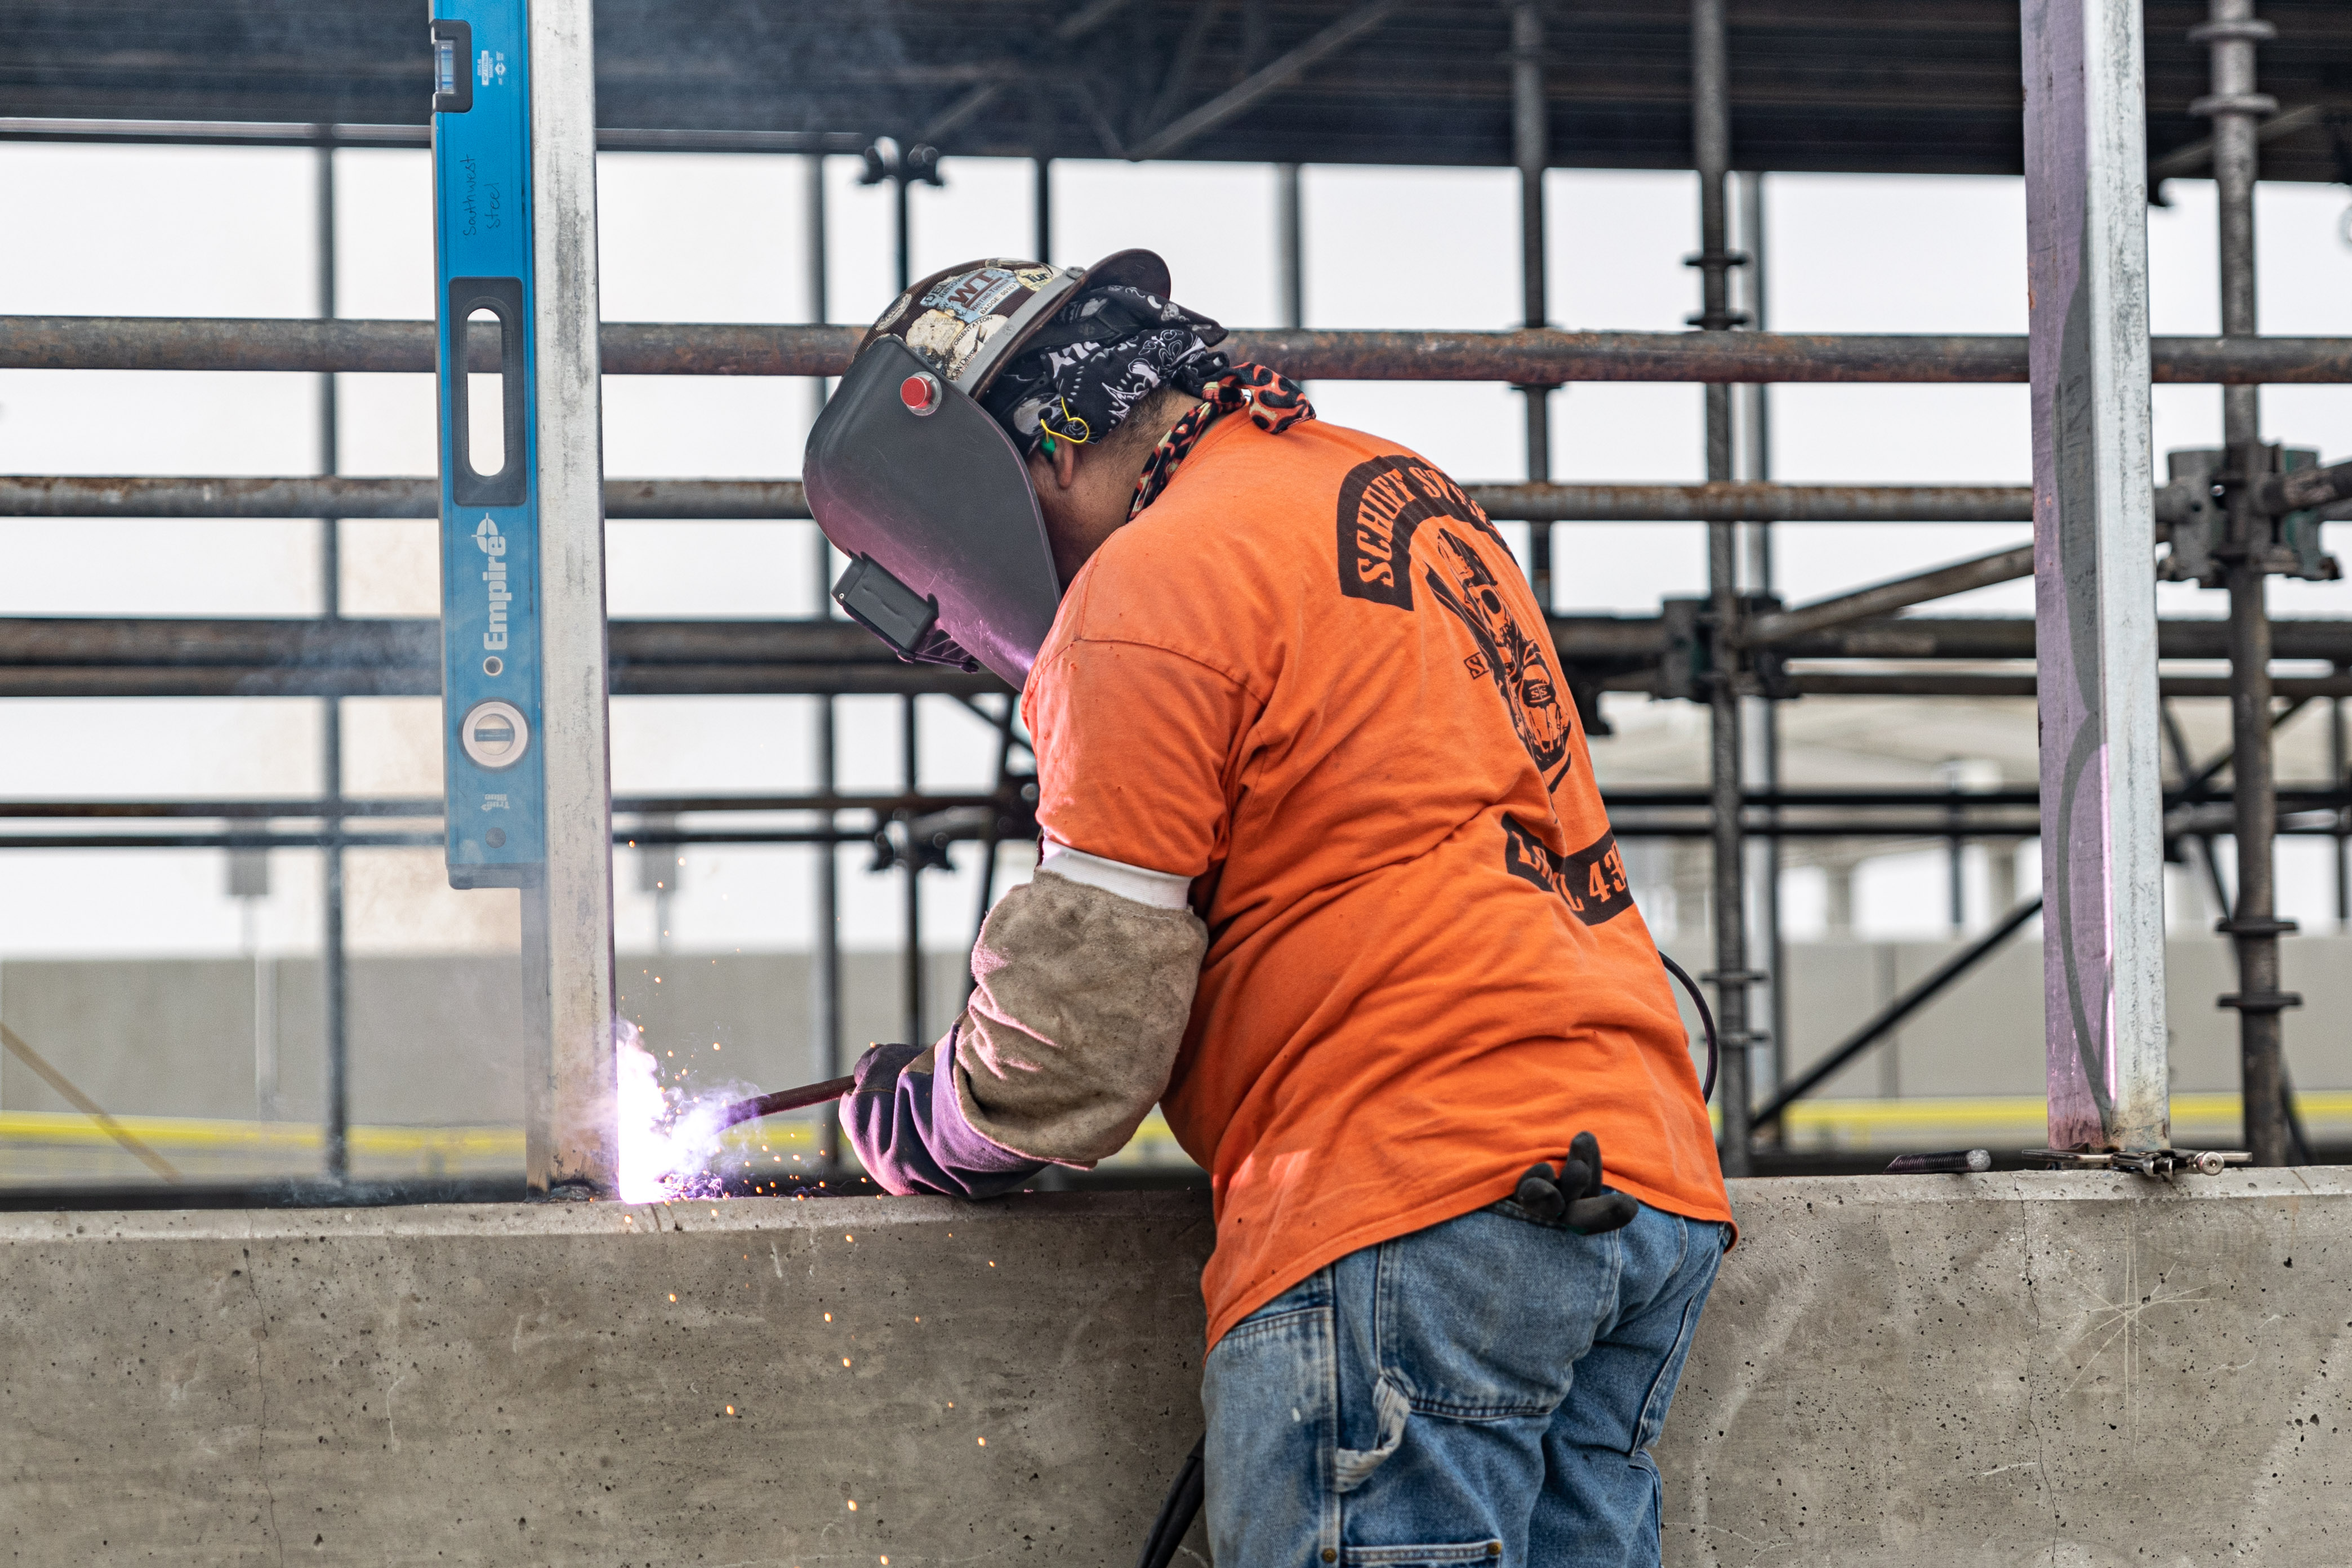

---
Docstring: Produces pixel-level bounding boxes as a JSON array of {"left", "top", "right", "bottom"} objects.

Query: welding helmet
[{"left": 803, "top": 250, "right": 1173, "bottom": 688}]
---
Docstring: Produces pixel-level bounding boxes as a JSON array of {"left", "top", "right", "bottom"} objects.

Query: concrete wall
[
  {"left": 7, "top": 1174, "right": 2351, "bottom": 1565},
  {"left": 0, "top": 952, "right": 970, "bottom": 1126},
  {"left": 8, "top": 936, "right": 2349, "bottom": 1136}
]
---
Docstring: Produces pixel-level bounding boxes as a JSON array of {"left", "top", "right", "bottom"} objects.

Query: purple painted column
[{"left": 2023, "top": 0, "right": 2169, "bottom": 1152}]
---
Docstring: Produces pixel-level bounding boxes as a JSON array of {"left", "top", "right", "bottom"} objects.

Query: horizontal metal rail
[
  {"left": 0, "top": 792, "right": 1024, "bottom": 819},
  {"left": 8, "top": 316, "right": 2352, "bottom": 384},
  {"left": 0, "top": 475, "right": 2041, "bottom": 525},
  {"left": 1744, "top": 546, "right": 2038, "bottom": 646},
  {"left": 0, "top": 117, "right": 873, "bottom": 155},
  {"left": 7, "top": 615, "right": 2352, "bottom": 699}
]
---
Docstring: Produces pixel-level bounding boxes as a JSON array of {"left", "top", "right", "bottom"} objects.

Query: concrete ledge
[
  {"left": 1663, "top": 1170, "right": 2352, "bottom": 1567},
  {"left": 1, "top": 1190, "right": 1216, "bottom": 1564},
  {"left": 7, "top": 1173, "right": 2350, "bottom": 1564}
]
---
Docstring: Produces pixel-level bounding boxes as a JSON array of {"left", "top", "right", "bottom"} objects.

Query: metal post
[
  {"left": 1510, "top": 0, "right": 1553, "bottom": 605},
  {"left": 315, "top": 135, "right": 349, "bottom": 1182},
  {"left": 894, "top": 166, "right": 912, "bottom": 295},
  {"left": 2201, "top": 0, "right": 2294, "bottom": 1166},
  {"left": 1276, "top": 162, "right": 1304, "bottom": 331},
  {"left": 902, "top": 696, "right": 924, "bottom": 1046},
  {"left": 2333, "top": 691, "right": 2348, "bottom": 925},
  {"left": 1736, "top": 167, "right": 1786, "bottom": 1105},
  {"left": 807, "top": 152, "right": 844, "bottom": 1168},
  {"left": 1034, "top": 155, "right": 1053, "bottom": 264},
  {"left": 522, "top": 0, "right": 619, "bottom": 1193},
  {"left": 2022, "top": 0, "right": 2170, "bottom": 1153},
  {"left": 1692, "top": 0, "right": 1751, "bottom": 1174}
]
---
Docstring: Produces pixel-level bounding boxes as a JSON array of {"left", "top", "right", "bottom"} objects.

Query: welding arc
[{"left": 716, "top": 1075, "right": 856, "bottom": 1130}]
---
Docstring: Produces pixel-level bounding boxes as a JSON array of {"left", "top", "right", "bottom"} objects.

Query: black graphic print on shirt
[
  {"left": 1503, "top": 817, "right": 1634, "bottom": 926},
  {"left": 1334, "top": 454, "right": 1497, "bottom": 611},
  {"left": 1422, "top": 529, "right": 1573, "bottom": 783}
]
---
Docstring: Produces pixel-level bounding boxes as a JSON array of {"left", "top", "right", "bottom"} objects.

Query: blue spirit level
[{"left": 433, "top": 0, "right": 545, "bottom": 888}]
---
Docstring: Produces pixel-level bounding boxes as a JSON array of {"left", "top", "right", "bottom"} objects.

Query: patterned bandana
[
  {"left": 978, "top": 284, "right": 1231, "bottom": 455},
  {"left": 1128, "top": 363, "right": 1315, "bottom": 517}
]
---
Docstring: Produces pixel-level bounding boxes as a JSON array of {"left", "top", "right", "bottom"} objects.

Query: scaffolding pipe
[
  {"left": 2202, "top": 0, "right": 2295, "bottom": 1166},
  {"left": 314, "top": 139, "right": 349, "bottom": 1184},
  {"left": 11, "top": 315, "right": 2352, "bottom": 384},
  {"left": 0, "top": 475, "right": 2059, "bottom": 524},
  {"left": 1691, "top": 0, "right": 1754, "bottom": 1175},
  {"left": 1509, "top": 0, "right": 1554, "bottom": 607}
]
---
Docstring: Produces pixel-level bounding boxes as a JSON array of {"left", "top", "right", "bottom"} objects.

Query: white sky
[{"left": 2, "top": 143, "right": 2351, "bottom": 959}]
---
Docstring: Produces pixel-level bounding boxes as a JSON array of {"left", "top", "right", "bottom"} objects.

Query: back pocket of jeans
[{"left": 1344, "top": 1540, "right": 1503, "bottom": 1566}]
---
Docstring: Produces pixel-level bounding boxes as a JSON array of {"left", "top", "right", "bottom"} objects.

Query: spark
[
  {"left": 725, "top": 1405, "right": 735, "bottom": 1415},
  {"left": 669, "top": 1294, "right": 677, "bottom": 1302},
  {"left": 977, "top": 1437, "right": 986, "bottom": 1446},
  {"left": 843, "top": 1357, "right": 852, "bottom": 1367},
  {"left": 824, "top": 1313, "right": 831, "bottom": 1321},
  {"left": 847, "top": 1501, "right": 857, "bottom": 1512},
  {"left": 615, "top": 1021, "right": 759, "bottom": 1202}
]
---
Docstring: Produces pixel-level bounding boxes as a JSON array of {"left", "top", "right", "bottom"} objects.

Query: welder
[{"left": 802, "top": 251, "right": 1732, "bottom": 1567}]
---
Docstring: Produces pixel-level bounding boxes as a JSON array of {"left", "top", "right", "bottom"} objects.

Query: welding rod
[
  {"left": 717, "top": 1075, "right": 857, "bottom": 1130},
  {"left": 1883, "top": 1149, "right": 1993, "bottom": 1175}
]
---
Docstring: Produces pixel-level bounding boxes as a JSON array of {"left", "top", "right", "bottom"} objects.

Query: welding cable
[
  {"left": 1657, "top": 952, "right": 1720, "bottom": 1105},
  {"left": 1133, "top": 1432, "right": 1205, "bottom": 1568}
]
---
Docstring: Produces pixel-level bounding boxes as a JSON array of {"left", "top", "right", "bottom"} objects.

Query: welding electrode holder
[{"left": 2021, "top": 1147, "right": 2250, "bottom": 1178}]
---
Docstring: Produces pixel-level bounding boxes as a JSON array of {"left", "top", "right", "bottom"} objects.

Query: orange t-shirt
[{"left": 1022, "top": 412, "right": 1730, "bottom": 1349}]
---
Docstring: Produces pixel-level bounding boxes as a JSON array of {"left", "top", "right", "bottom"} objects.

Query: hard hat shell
[{"left": 858, "top": 250, "right": 1175, "bottom": 399}]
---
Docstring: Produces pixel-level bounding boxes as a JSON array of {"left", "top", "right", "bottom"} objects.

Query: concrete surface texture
[
  {"left": 1, "top": 1190, "right": 1214, "bottom": 1565},
  {"left": 1661, "top": 1170, "right": 2352, "bottom": 1567},
  {"left": 5, "top": 1173, "right": 2349, "bottom": 1564}
]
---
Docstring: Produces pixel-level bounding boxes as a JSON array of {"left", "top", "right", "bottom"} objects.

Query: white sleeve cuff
[{"left": 1037, "top": 841, "right": 1195, "bottom": 910}]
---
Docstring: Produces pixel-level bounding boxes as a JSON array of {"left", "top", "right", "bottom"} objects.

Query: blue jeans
[{"left": 1201, "top": 1200, "right": 1727, "bottom": 1568}]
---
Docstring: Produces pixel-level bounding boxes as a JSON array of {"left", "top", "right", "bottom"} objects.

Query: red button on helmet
[{"left": 899, "top": 372, "right": 941, "bottom": 415}]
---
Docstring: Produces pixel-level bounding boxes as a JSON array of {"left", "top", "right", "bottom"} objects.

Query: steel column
[
  {"left": 521, "top": 0, "right": 620, "bottom": 1194},
  {"left": 2022, "top": 0, "right": 2169, "bottom": 1152},
  {"left": 808, "top": 152, "right": 845, "bottom": 1170},
  {"left": 1034, "top": 155, "right": 1053, "bottom": 264},
  {"left": 1510, "top": 0, "right": 1554, "bottom": 606},
  {"left": 1276, "top": 162, "right": 1304, "bottom": 333},
  {"left": 1692, "top": 0, "right": 1752, "bottom": 1173},
  {"left": 314, "top": 135, "right": 349, "bottom": 1182},
  {"left": 2201, "top": 0, "right": 2294, "bottom": 1166},
  {"left": 1735, "top": 168, "right": 1785, "bottom": 1108},
  {"left": 902, "top": 696, "right": 925, "bottom": 1046}
]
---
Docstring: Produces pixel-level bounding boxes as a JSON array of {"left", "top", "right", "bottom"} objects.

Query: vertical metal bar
[
  {"left": 2022, "top": 0, "right": 2169, "bottom": 1153},
  {"left": 894, "top": 168, "right": 912, "bottom": 295},
  {"left": 1034, "top": 155, "right": 1053, "bottom": 264},
  {"left": 1692, "top": 0, "right": 1750, "bottom": 1174},
  {"left": 1510, "top": 0, "right": 1553, "bottom": 604},
  {"left": 315, "top": 133, "right": 349, "bottom": 1183},
  {"left": 2332, "top": 693, "right": 2347, "bottom": 924},
  {"left": 1948, "top": 794, "right": 1968, "bottom": 933},
  {"left": 1276, "top": 162, "right": 1304, "bottom": 331},
  {"left": 1736, "top": 167, "right": 1785, "bottom": 1106},
  {"left": 807, "top": 152, "right": 844, "bottom": 1166},
  {"left": 523, "top": 0, "right": 619, "bottom": 1193},
  {"left": 902, "top": 696, "right": 924, "bottom": 1046},
  {"left": 2202, "top": 0, "right": 2292, "bottom": 1165}
]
